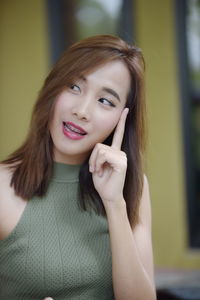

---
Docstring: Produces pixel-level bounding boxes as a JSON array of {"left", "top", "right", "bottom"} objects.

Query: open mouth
[{"left": 63, "top": 122, "right": 87, "bottom": 136}]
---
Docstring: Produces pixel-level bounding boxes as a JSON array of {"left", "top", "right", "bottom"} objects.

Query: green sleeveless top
[{"left": 0, "top": 162, "right": 114, "bottom": 300}]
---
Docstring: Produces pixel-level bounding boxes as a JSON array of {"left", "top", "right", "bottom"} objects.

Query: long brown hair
[{"left": 3, "top": 35, "right": 146, "bottom": 228}]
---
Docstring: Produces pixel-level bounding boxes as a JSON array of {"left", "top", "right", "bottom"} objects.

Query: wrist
[
  {"left": 105, "top": 198, "right": 131, "bottom": 230},
  {"left": 104, "top": 197, "right": 127, "bottom": 215}
]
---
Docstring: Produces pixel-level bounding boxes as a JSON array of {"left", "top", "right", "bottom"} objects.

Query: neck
[{"left": 53, "top": 151, "right": 89, "bottom": 165}]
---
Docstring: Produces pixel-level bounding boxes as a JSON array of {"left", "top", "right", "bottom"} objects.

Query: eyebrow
[
  {"left": 79, "top": 75, "right": 121, "bottom": 102},
  {"left": 102, "top": 87, "right": 121, "bottom": 102}
]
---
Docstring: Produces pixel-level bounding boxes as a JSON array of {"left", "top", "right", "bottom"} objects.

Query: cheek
[
  {"left": 50, "top": 95, "right": 70, "bottom": 127},
  {"left": 97, "top": 113, "right": 121, "bottom": 138},
  {"left": 54, "top": 96, "right": 67, "bottom": 115},
  {"left": 54, "top": 90, "right": 73, "bottom": 113}
]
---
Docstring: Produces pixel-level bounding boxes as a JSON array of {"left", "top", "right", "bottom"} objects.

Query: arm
[
  {"left": 106, "top": 176, "right": 156, "bottom": 300},
  {"left": 89, "top": 109, "right": 156, "bottom": 300}
]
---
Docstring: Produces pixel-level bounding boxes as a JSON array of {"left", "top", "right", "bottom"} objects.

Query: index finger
[{"left": 111, "top": 108, "right": 129, "bottom": 149}]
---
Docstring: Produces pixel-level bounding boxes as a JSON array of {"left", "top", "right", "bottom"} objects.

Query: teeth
[
  {"left": 67, "top": 124, "right": 81, "bottom": 134},
  {"left": 64, "top": 123, "right": 85, "bottom": 135}
]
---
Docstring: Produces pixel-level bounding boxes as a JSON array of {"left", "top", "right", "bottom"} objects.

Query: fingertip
[
  {"left": 124, "top": 107, "right": 129, "bottom": 115},
  {"left": 120, "top": 108, "right": 129, "bottom": 121}
]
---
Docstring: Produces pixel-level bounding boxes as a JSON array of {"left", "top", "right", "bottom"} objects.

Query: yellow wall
[
  {"left": 0, "top": 0, "right": 49, "bottom": 160},
  {"left": 135, "top": 0, "right": 200, "bottom": 268}
]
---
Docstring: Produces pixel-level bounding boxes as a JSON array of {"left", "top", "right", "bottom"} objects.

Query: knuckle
[
  {"left": 96, "top": 143, "right": 102, "bottom": 149},
  {"left": 116, "top": 150, "right": 127, "bottom": 158},
  {"left": 121, "top": 161, "right": 127, "bottom": 171},
  {"left": 99, "top": 149, "right": 106, "bottom": 156},
  {"left": 123, "top": 153, "right": 127, "bottom": 161},
  {"left": 120, "top": 152, "right": 127, "bottom": 166},
  {"left": 121, "top": 151, "right": 127, "bottom": 158}
]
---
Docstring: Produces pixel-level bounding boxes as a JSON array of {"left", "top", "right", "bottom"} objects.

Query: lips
[
  {"left": 63, "top": 122, "right": 87, "bottom": 135},
  {"left": 62, "top": 121, "right": 87, "bottom": 140}
]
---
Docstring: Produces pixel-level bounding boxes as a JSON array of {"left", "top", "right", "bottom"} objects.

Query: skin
[
  {"left": 49, "top": 60, "right": 130, "bottom": 164},
  {"left": 90, "top": 112, "right": 156, "bottom": 299},
  {"left": 0, "top": 60, "right": 156, "bottom": 300}
]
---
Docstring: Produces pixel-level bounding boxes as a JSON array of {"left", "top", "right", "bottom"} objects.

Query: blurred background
[{"left": 0, "top": 0, "right": 200, "bottom": 296}]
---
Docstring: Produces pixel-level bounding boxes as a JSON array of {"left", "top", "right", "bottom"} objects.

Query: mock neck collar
[{"left": 51, "top": 161, "right": 81, "bottom": 182}]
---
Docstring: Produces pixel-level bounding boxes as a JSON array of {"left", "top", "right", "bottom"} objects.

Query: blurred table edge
[
  {"left": 155, "top": 268, "right": 200, "bottom": 289},
  {"left": 155, "top": 269, "right": 200, "bottom": 300}
]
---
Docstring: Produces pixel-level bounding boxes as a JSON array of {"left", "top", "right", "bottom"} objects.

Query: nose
[{"left": 72, "top": 99, "right": 92, "bottom": 121}]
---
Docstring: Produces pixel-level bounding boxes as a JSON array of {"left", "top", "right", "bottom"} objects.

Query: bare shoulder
[
  {"left": 0, "top": 163, "right": 15, "bottom": 216},
  {"left": 0, "top": 163, "right": 27, "bottom": 240},
  {"left": 0, "top": 163, "right": 13, "bottom": 193}
]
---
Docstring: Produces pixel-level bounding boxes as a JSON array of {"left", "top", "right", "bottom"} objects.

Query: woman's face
[{"left": 50, "top": 60, "right": 131, "bottom": 164}]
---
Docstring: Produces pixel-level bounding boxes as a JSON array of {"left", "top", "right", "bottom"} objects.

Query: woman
[{"left": 0, "top": 35, "right": 156, "bottom": 299}]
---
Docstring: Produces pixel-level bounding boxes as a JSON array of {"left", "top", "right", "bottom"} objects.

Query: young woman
[{"left": 0, "top": 35, "right": 156, "bottom": 300}]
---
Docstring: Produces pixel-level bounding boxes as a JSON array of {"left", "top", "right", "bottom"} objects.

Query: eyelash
[
  {"left": 98, "top": 98, "right": 115, "bottom": 107},
  {"left": 70, "top": 84, "right": 81, "bottom": 92},
  {"left": 70, "top": 84, "right": 115, "bottom": 107}
]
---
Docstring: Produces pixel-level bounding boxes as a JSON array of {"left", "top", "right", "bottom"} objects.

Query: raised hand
[{"left": 89, "top": 108, "right": 129, "bottom": 209}]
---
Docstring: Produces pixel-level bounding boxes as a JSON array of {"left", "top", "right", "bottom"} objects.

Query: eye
[
  {"left": 98, "top": 98, "right": 116, "bottom": 107},
  {"left": 70, "top": 84, "right": 81, "bottom": 93}
]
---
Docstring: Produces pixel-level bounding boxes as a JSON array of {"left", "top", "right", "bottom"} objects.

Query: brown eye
[
  {"left": 70, "top": 84, "right": 81, "bottom": 92},
  {"left": 98, "top": 98, "right": 115, "bottom": 107}
]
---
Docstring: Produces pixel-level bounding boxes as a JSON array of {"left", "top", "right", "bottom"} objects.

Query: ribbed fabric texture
[{"left": 0, "top": 162, "right": 114, "bottom": 300}]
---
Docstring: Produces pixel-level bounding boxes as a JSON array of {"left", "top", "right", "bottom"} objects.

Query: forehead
[{"left": 83, "top": 60, "right": 131, "bottom": 98}]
